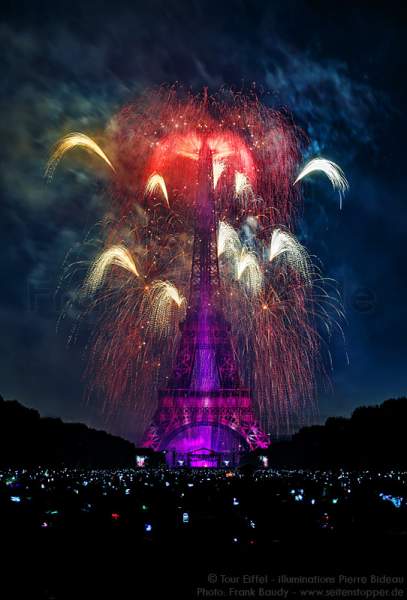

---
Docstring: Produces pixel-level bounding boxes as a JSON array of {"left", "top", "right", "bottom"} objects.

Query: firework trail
[
  {"left": 78, "top": 241, "right": 187, "bottom": 429},
  {"left": 145, "top": 173, "right": 170, "bottom": 207},
  {"left": 236, "top": 249, "right": 263, "bottom": 295},
  {"left": 235, "top": 171, "right": 252, "bottom": 196},
  {"left": 50, "top": 89, "right": 347, "bottom": 438},
  {"left": 45, "top": 132, "right": 115, "bottom": 180},
  {"left": 269, "top": 228, "right": 311, "bottom": 284},
  {"left": 218, "top": 220, "right": 323, "bottom": 433},
  {"left": 217, "top": 221, "right": 241, "bottom": 258},
  {"left": 83, "top": 245, "right": 140, "bottom": 295},
  {"left": 140, "top": 280, "right": 186, "bottom": 339},
  {"left": 213, "top": 159, "right": 225, "bottom": 189},
  {"left": 294, "top": 158, "right": 349, "bottom": 209}
]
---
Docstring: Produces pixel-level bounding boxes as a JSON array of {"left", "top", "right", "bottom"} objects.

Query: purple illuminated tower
[{"left": 143, "top": 140, "right": 268, "bottom": 466}]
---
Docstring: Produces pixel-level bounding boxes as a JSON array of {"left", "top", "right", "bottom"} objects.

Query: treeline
[
  {"left": 0, "top": 396, "right": 136, "bottom": 467},
  {"left": 2, "top": 394, "right": 406, "bottom": 469},
  {"left": 269, "top": 397, "right": 407, "bottom": 469}
]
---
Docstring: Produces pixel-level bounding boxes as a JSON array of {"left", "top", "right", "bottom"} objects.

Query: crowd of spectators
[{"left": 1, "top": 466, "right": 406, "bottom": 548}]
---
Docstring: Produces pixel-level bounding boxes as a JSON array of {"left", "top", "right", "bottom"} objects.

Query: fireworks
[
  {"left": 234, "top": 171, "right": 252, "bottom": 196},
  {"left": 269, "top": 228, "right": 311, "bottom": 284},
  {"left": 141, "top": 281, "right": 186, "bottom": 339},
  {"left": 218, "top": 221, "right": 263, "bottom": 296},
  {"left": 234, "top": 171, "right": 254, "bottom": 209},
  {"left": 294, "top": 158, "right": 349, "bottom": 209},
  {"left": 51, "top": 89, "right": 347, "bottom": 438},
  {"left": 236, "top": 249, "right": 263, "bottom": 295},
  {"left": 213, "top": 159, "right": 225, "bottom": 189},
  {"left": 145, "top": 173, "right": 169, "bottom": 207},
  {"left": 83, "top": 245, "right": 140, "bottom": 295},
  {"left": 217, "top": 221, "right": 240, "bottom": 258},
  {"left": 45, "top": 132, "right": 115, "bottom": 180}
]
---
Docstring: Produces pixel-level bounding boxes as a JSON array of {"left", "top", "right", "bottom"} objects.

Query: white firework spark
[
  {"left": 269, "top": 228, "right": 311, "bottom": 284},
  {"left": 213, "top": 159, "right": 225, "bottom": 189},
  {"left": 294, "top": 158, "right": 348, "bottom": 209},
  {"left": 217, "top": 221, "right": 241, "bottom": 258},
  {"left": 84, "top": 245, "right": 139, "bottom": 295},
  {"left": 142, "top": 280, "right": 186, "bottom": 338},
  {"left": 236, "top": 249, "right": 263, "bottom": 295},
  {"left": 145, "top": 173, "right": 169, "bottom": 207},
  {"left": 45, "top": 132, "right": 115, "bottom": 180},
  {"left": 234, "top": 171, "right": 252, "bottom": 197}
]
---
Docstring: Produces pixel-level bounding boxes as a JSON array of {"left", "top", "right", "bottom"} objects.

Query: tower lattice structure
[{"left": 143, "top": 140, "right": 268, "bottom": 459}]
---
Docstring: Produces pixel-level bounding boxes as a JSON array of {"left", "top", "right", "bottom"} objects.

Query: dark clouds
[{"left": 0, "top": 0, "right": 406, "bottom": 439}]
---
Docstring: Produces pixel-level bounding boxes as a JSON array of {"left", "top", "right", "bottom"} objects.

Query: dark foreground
[{"left": 2, "top": 467, "right": 406, "bottom": 599}]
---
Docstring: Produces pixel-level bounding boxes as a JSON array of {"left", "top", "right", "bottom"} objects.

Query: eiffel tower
[{"left": 143, "top": 139, "right": 268, "bottom": 466}]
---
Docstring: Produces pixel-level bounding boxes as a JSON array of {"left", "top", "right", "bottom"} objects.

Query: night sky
[{"left": 1, "top": 0, "right": 406, "bottom": 441}]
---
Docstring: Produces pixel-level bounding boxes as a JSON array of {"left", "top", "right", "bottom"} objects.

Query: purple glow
[
  {"left": 168, "top": 424, "right": 243, "bottom": 452},
  {"left": 166, "top": 424, "right": 245, "bottom": 467},
  {"left": 191, "top": 300, "right": 219, "bottom": 391},
  {"left": 191, "top": 274, "right": 220, "bottom": 392}
]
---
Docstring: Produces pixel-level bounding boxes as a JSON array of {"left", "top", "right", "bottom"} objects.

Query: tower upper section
[{"left": 166, "top": 139, "right": 241, "bottom": 391}]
